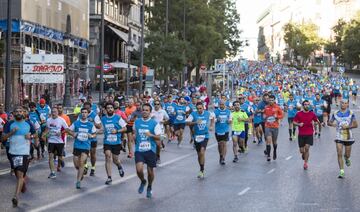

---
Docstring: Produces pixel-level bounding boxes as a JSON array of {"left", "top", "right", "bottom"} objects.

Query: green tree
[
  {"left": 145, "top": 0, "right": 242, "bottom": 84},
  {"left": 342, "top": 19, "right": 360, "bottom": 66},
  {"left": 283, "top": 22, "right": 323, "bottom": 64},
  {"left": 324, "top": 19, "right": 346, "bottom": 63}
]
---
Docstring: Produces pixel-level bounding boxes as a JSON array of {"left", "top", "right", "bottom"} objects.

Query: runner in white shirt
[
  {"left": 151, "top": 100, "right": 169, "bottom": 164},
  {"left": 41, "top": 107, "right": 68, "bottom": 179}
]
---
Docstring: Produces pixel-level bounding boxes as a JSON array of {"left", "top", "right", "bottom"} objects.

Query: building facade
[
  {"left": 257, "top": 0, "right": 360, "bottom": 64},
  {"left": 0, "top": 0, "right": 89, "bottom": 105}
]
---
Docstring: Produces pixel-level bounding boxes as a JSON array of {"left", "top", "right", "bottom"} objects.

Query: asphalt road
[
  {"left": 1, "top": 72, "right": 360, "bottom": 212},
  {"left": 0, "top": 103, "right": 360, "bottom": 212}
]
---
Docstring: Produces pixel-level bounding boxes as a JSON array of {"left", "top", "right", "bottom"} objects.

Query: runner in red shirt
[{"left": 293, "top": 100, "right": 320, "bottom": 170}]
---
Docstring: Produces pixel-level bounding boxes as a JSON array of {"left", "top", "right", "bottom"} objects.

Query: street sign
[
  {"left": 97, "top": 75, "right": 115, "bottom": 79},
  {"left": 23, "top": 54, "right": 64, "bottom": 64},
  {"left": 22, "top": 74, "right": 64, "bottom": 83},
  {"left": 103, "top": 63, "right": 113, "bottom": 73},
  {"left": 215, "top": 59, "right": 226, "bottom": 72},
  {"left": 23, "top": 64, "right": 64, "bottom": 74},
  {"left": 96, "top": 63, "right": 114, "bottom": 72}
]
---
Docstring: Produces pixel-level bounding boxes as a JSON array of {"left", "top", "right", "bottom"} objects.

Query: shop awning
[
  {"left": 108, "top": 25, "right": 128, "bottom": 42},
  {"left": 110, "top": 61, "right": 137, "bottom": 69}
]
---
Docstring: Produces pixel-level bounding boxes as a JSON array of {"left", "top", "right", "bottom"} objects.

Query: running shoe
[
  {"left": 105, "top": 178, "right": 112, "bottom": 185},
  {"left": 156, "top": 158, "right": 161, "bottom": 165},
  {"left": 264, "top": 150, "right": 267, "bottom": 156},
  {"left": 220, "top": 159, "right": 226, "bottom": 165},
  {"left": 127, "top": 152, "right": 133, "bottom": 158},
  {"left": 118, "top": 167, "right": 125, "bottom": 177},
  {"left": 233, "top": 157, "right": 239, "bottom": 163},
  {"left": 197, "top": 171, "right": 205, "bottom": 179},
  {"left": 90, "top": 169, "right": 95, "bottom": 176},
  {"left": 303, "top": 162, "right": 308, "bottom": 170},
  {"left": 345, "top": 158, "right": 351, "bottom": 167},
  {"left": 76, "top": 181, "right": 81, "bottom": 189},
  {"left": 146, "top": 187, "right": 152, "bottom": 198},
  {"left": 83, "top": 164, "right": 88, "bottom": 176},
  {"left": 267, "top": 156, "right": 271, "bottom": 162},
  {"left": 292, "top": 135, "right": 297, "bottom": 140},
  {"left": 12, "top": 197, "right": 18, "bottom": 207},
  {"left": 338, "top": 169, "right": 345, "bottom": 178},
  {"left": 138, "top": 180, "right": 147, "bottom": 193},
  {"left": 289, "top": 137, "right": 292, "bottom": 141},
  {"left": 48, "top": 172, "right": 56, "bottom": 179},
  {"left": 273, "top": 151, "right": 277, "bottom": 160},
  {"left": 258, "top": 138, "right": 263, "bottom": 144},
  {"left": 253, "top": 140, "right": 257, "bottom": 144},
  {"left": 60, "top": 160, "right": 65, "bottom": 168}
]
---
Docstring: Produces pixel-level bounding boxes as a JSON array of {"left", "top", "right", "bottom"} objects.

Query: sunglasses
[{"left": 154, "top": 103, "right": 160, "bottom": 105}]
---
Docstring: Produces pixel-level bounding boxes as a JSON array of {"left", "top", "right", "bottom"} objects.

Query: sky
[{"left": 236, "top": 0, "right": 273, "bottom": 60}]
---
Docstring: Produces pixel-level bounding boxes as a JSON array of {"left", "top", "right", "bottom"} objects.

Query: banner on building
[{"left": 22, "top": 74, "right": 65, "bottom": 84}]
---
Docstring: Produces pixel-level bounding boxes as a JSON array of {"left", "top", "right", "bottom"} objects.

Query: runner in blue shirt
[
  {"left": 252, "top": 97, "right": 264, "bottom": 144},
  {"left": 3, "top": 106, "right": 37, "bottom": 207},
  {"left": 186, "top": 102, "right": 214, "bottom": 179},
  {"left": 214, "top": 100, "right": 232, "bottom": 165},
  {"left": 101, "top": 102, "right": 127, "bottom": 185},
  {"left": 351, "top": 80, "right": 358, "bottom": 106},
  {"left": 133, "top": 103, "right": 161, "bottom": 198},
  {"left": 67, "top": 107, "right": 96, "bottom": 189},
  {"left": 313, "top": 93, "right": 327, "bottom": 137},
  {"left": 286, "top": 94, "right": 298, "bottom": 141}
]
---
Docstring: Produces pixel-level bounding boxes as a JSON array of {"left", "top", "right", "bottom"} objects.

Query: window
[
  {"left": 109, "top": 1, "right": 113, "bottom": 17},
  {"left": 105, "top": 0, "right": 109, "bottom": 15},
  {"left": 115, "top": 4, "right": 118, "bottom": 20},
  {"left": 133, "top": 34, "right": 137, "bottom": 41}
]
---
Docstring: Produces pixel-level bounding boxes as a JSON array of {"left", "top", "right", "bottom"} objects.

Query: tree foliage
[
  {"left": 145, "top": 0, "right": 242, "bottom": 84},
  {"left": 324, "top": 19, "right": 346, "bottom": 63},
  {"left": 283, "top": 22, "right": 323, "bottom": 63},
  {"left": 342, "top": 17, "right": 360, "bottom": 66}
]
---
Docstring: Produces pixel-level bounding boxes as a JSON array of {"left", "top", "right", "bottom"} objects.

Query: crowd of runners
[{"left": 0, "top": 61, "right": 358, "bottom": 207}]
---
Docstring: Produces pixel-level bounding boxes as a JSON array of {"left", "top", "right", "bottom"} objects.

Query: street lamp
[
  {"left": 63, "top": 15, "right": 72, "bottom": 107},
  {"left": 139, "top": 0, "right": 145, "bottom": 95},
  {"left": 125, "top": 35, "right": 133, "bottom": 97}
]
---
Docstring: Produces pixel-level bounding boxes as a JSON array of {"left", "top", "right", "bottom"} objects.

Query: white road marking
[
  {"left": 30, "top": 143, "right": 217, "bottom": 212},
  {"left": 0, "top": 145, "right": 104, "bottom": 176},
  {"left": 237, "top": 187, "right": 251, "bottom": 196},
  {"left": 285, "top": 156, "right": 293, "bottom": 160},
  {"left": 267, "top": 168, "right": 275, "bottom": 174}
]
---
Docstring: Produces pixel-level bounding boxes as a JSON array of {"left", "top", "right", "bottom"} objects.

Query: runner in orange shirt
[
  {"left": 263, "top": 94, "right": 284, "bottom": 162},
  {"left": 124, "top": 98, "right": 137, "bottom": 158}
]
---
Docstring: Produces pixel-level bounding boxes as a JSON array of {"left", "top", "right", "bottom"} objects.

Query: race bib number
[
  {"left": 49, "top": 129, "right": 60, "bottom": 137},
  {"left": 267, "top": 116, "right": 276, "bottom": 123},
  {"left": 139, "top": 141, "right": 151, "bottom": 151},
  {"left": 218, "top": 115, "right": 227, "bottom": 123},
  {"left": 176, "top": 115, "right": 184, "bottom": 121},
  {"left": 195, "top": 135, "right": 206, "bottom": 143},
  {"left": 77, "top": 132, "right": 88, "bottom": 142},
  {"left": 12, "top": 156, "right": 23, "bottom": 168},
  {"left": 233, "top": 131, "right": 242, "bottom": 135},
  {"left": 288, "top": 105, "right": 294, "bottom": 110},
  {"left": 107, "top": 134, "right": 118, "bottom": 142}
]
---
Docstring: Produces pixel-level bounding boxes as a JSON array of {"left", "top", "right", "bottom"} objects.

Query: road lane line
[
  {"left": 237, "top": 187, "right": 251, "bottom": 196},
  {"left": 267, "top": 168, "right": 275, "bottom": 174},
  {"left": 285, "top": 156, "right": 293, "bottom": 160},
  {"left": 0, "top": 145, "right": 104, "bottom": 176},
  {"left": 30, "top": 143, "right": 217, "bottom": 212}
]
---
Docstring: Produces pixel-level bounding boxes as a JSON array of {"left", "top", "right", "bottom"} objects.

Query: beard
[
  {"left": 15, "top": 114, "right": 23, "bottom": 120},
  {"left": 107, "top": 111, "right": 114, "bottom": 116}
]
